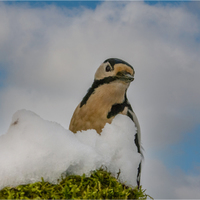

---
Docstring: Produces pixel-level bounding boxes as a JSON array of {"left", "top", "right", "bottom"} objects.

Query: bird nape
[{"left": 69, "top": 58, "right": 142, "bottom": 188}]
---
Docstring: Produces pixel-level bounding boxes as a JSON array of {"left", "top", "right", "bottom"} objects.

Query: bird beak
[{"left": 116, "top": 71, "right": 134, "bottom": 82}]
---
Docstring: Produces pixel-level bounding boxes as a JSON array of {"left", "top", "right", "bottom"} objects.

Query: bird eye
[{"left": 105, "top": 65, "right": 111, "bottom": 72}]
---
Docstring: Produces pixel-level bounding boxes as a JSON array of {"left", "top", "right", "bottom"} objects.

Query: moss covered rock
[{"left": 0, "top": 168, "right": 150, "bottom": 199}]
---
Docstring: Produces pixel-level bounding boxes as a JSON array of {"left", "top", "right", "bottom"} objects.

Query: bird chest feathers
[{"left": 69, "top": 82, "right": 128, "bottom": 134}]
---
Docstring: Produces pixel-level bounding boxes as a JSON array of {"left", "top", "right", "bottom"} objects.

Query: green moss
[{"left": 0, "top": 168, "right": 151, "bottom": 199}]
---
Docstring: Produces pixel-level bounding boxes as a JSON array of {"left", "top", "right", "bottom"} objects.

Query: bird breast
[{"left": 69, "top": 82, "right": 128, "bottom": 134}]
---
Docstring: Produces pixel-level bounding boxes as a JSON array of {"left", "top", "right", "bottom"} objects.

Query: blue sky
[
  {"left": 154, "top": 124, "right": 200, "bottom": 174},
  {"left": 4, "top": 1, "right": 102, "bottom": 9},
  {"left": 0, "top": 1, "right": 200, "bottom": 198},
  {"left": 3, "top": 0, "right": 192, "bottom": 10}
]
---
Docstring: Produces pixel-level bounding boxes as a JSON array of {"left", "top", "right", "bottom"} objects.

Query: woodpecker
[{"left": 69, "top": 58, "right": 142, "bottom": 187}]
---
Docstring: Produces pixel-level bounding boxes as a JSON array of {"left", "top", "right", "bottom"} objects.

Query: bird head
[
  {"left": 95, "top": 58, "right": 135, "bottom": 84},
  {"left": 79, "top": 58, "right": 135, "bottom": 110}
]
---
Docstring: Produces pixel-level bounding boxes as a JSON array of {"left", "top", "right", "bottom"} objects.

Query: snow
[{"left": 0, "top": 109, "right": 142, "bottom": 190}]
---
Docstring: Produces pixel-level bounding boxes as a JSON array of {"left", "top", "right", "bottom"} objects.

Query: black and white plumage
[{"left": 69, "top": 58, "right": 142, "bottom": 187}]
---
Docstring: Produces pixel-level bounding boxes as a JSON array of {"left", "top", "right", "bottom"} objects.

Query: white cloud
[
  {"left": 142, "top": 157, "right": 200, "bottom": 199},
  {"left": 0, "top": 1, "right": 200, "bottom": 198}
]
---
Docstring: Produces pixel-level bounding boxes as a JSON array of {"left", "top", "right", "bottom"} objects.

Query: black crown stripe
[{"left": 104, "top": 58, "right": 133, "bottom": 70}]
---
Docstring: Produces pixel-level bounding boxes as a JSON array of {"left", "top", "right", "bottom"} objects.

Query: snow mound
[{"left": 0, "top": 109, "right": 142, "bottom": 190}]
